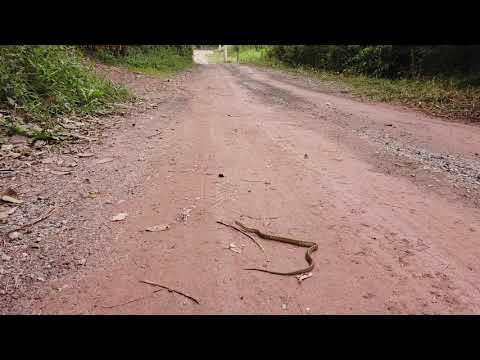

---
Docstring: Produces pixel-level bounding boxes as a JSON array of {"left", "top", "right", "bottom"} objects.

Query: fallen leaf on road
[
  {"left": 65, "top": 161, "right": 78, "bottom": 167},
  {"left": 8, "top": 231, "right": 21, "bottom": 240},
  {"left": 87, "top": 191, "right": 99, "bottom": 199},
  {"left": 50, "top": 170, "right": 71, "bottom": 176},
  {"left": 78, "top": 152, "right": 94, "bottom": 158},
  {"left": 1, "top": 195, "right": 23, "bottom": 204},
  {"left": 145, "top": 224, "right": 170, "bottom": 232},
  {"left": 95, "top": 158, "right": 114, "bottom": 165},
  {"left": 296, "top": 272, "right": 313, "bottom": 283},
  {"left": 177, "top": 208, "right": 192, "bottom": 222},
  {"left": 111, "top": 213, "right": 128, "bottom": 221},
  {"left": 1, "top": 144, "right": 14, "bottom": 151},
  {"left": 1, "top": 252, "right": 12, "bottom": 261},
  {"left": 0, "top": 206, "right": 17, "bottom": 220}
]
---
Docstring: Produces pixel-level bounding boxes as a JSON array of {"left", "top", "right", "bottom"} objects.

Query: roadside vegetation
[
  {"left": 86, "top": 45, "right": 193, "bottom": 76},
  {"left": 0, "top": 45, "right": 194, "bottom": 143},
  {"left": 211, "top": 45, "right": 480, "bottom": 122},
  {"left": 0, "top": 46, "right": 130, "bottom": 141}
]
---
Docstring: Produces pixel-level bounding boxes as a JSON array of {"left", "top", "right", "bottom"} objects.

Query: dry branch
[
  {"left": 139, "top": 280, "right": 200, "bottom": 304},
  {"left": 216, "top": 220, "right": 265, "bottom": 252}
]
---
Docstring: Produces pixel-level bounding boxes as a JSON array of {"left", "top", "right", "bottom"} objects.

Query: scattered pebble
[
  {"left": 145, "top": 224, "right": 169, "bottom": 232},
  {"left": 8, "top": 232, "right": 22, "bottom": 240},
  {"left": 111, "top": 213, "right": 128, "bottom": 221},
  {"left": 1, "top": 144, "right": 14, "bottom": 151},
  {"left": 355, "top": 127, "right": 480, "bottom": 198},
  {"left": 1, "top": 252, "right": 12, "bottom": 262},
  {"left": 228, "top": 243, "right": 241, "bottom": 254},
  {"left": 33, "top": 140, "right": 47, "bottom": 149},
  {"left": 94, "top": 158, "right": 114, "bottom": 165},
  {"left": 296, "top": 272, "right": 313, "bottom": 283},
  {"left": 77, "top": 152, "right": 94, "bottom": 158}
]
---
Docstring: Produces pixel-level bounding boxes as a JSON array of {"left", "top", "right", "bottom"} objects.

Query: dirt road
[
  {"left": 4, "top": 51, "right": 480, "bottom": 314},
  {"left": 193, "top": 49, "right": 213, "bottom": 64}
]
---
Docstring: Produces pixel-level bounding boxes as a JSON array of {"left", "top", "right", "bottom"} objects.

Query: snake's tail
[{"left": 244, "top": 266, "right": 313, "bottom": 276}]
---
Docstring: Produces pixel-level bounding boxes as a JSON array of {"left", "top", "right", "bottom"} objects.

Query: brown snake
[{"left": 235, "top": 221, "right": 318, "bottom": 276}]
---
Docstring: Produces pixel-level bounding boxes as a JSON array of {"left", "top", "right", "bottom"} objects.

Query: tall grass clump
[
  {"left": 88, "top": 45, "right": 194, "bottom": 76},
  {"left": 0, "top": 45, "right": 130, "bottom": 127}
]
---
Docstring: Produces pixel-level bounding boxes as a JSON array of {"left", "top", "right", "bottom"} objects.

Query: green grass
[
  {"left": 96, "top": 46, "right": 194, "bottom": 77},
  {"left": 234, "top": 47, "right": 270, "bottom": 64},
  {"left": 0, "top": 46, "right": 131, "bottom": 140},
  {"left": 331, "top": 74, "right": 480, "bottom": 120},
  {"left": 227, "top": 47, "right": 480, "bottom": 122}
]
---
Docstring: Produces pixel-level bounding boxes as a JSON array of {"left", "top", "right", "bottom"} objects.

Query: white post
[{"left": 224, "top": 45, "right": 228, "bottom": 63}]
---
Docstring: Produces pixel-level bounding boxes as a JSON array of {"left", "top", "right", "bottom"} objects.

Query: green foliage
[
  {"left": 0, "top": 46, "right": 130, "bottom": 124},
  {"left": 223, "top": 45, "right": 480, "bottom": 121},
  {"left": 233, "top": 46, "right": 270, "bottom": 64},
  {"left": 84, "top": 45, "right": 194, "bottom": 76},
  {"left": 196, "top": 45, "right": 220, "bottom": 50},
  {"left": 207, "top": 46, "right": 270, "bottom": 64},
  {"left": 266, "top": 45, "right": 480, "bottom": 81}
]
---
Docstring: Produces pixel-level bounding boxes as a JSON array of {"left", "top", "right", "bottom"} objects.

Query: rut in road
[{"left": 7, "top": 54, "right": 480, "bottom": 315}]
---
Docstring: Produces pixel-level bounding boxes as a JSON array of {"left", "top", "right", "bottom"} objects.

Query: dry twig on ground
[
  {"left": 216, "top": 220, "right": 265, "bottom": 252},
  {"left": 140, "top": 280, "right": 200, "bottom": 304}
]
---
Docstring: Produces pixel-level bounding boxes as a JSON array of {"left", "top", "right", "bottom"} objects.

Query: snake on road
[{"left": 234, "top": 221, "right": 318, "bottom": 276}]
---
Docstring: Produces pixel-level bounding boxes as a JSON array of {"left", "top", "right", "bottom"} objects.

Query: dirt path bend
[{"left": 7, "top": 52, "right": 480, "bottom": 314}]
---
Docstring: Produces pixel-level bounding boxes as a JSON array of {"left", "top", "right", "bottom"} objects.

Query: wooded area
[{"left": 247, "top": 45, "right": 480, "bottom": 82}]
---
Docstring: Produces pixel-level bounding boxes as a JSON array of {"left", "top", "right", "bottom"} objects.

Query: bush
[
  {"left": 0, "top": 45, "right": 129, "bottom": 123},
  {"left": 266, "top": 45, "right": 480, "bottom": 81},
  {"left": 83, "top": 45, "right": 193, "bottom": 75}
]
